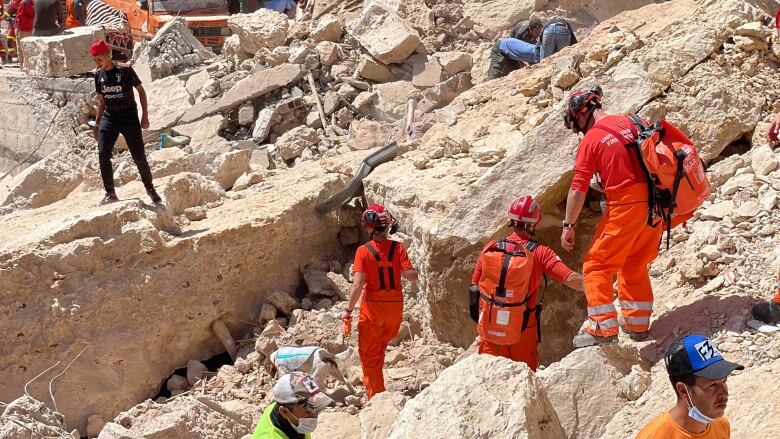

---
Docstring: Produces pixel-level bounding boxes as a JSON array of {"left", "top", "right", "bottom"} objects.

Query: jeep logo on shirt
[{"left": 102, "top": 85, "right": 123, "bottom": 94}]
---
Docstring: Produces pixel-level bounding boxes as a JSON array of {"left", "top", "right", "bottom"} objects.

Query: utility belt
[{"left": 479, "top": 292, "right": 543, "bottom": 343}]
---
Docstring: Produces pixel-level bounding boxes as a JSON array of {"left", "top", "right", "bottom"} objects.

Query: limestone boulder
[
  {"left": 348, "top": 3, "right": 422, "bottom": 65},
  {"left": 314, "top": 411, "right": 361, "bottom": 439},
  {"left": 136, "top": 18, "right": 215, "bottom": 81},
  {"left": 410, "top": 55, "right": 446, "bottom": 87},
  {"left": 147, "top": 76, "right": 194, "bottom": 130},
  {"left": 276, "top": 126, "right": 320, "bottom": 161},
  {"left": 462, "top": 0, "right": 538, "bottom": 40},
  {"left": 751, "top": 144, "right": 779, "bottom": 176},
  {"left": 209, "top": 150, "right": 252, "bottom": 190},
  {"left": 0, "top": 396, "right": 73, "bottom": 439},
  {"left": 359, "top": 391, "right": 407, "bottom": 439},
  {"left": 20, "top": 26, "right": 105, "bottom": 77},
  {"left": 1, "top": 153, "right": 82, "bottom": 210},
  {"left": 310, "top": 14, "right": 344, "bottom": 43},
  {"left": 537, "top": 346, "right": 645, "bottom": 439},
  {"left": 387, "top": 354, "right": 565, "bottom": 438},
  {"left": 162, "top": 172, "right": 225, "bottom": 215},
  {"left": 227, "top": 9, "right": 289, "bottom": 54},
  {"left": 433, "top": 51, "right": 472, "bottom": 76},
  {"left": 316, "top": 41, "right": 340, "bottom": 66},
  {"left": 369, "top": 81, "right": 419, "bottom": 122},
  {"left": 174, "top": 115, "right": 226, "bottom": 155},
  {"left": 356, "top": 56, "right": 397, "bottom": 83}
]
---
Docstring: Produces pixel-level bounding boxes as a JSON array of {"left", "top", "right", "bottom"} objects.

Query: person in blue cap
[{"left": 636, "top": 334, "right": 744, "bottom": 438}]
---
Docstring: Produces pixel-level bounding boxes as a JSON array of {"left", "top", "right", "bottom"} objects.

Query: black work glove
[{"left": 469, "top": 284, "right": 480, "bottom": 323}]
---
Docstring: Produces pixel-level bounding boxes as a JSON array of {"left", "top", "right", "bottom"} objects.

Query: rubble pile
[{"left": 132, "top": 18, "right": 216, "bottom": 82}]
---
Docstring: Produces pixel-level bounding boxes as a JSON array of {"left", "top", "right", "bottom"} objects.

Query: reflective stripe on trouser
[
  {"left": 477, "top": 318, "right": 539, "bottom": 371},
  {"left": 620, "top": 300, "right": 653, "bottom": 332},
  {"left": 583, "top": 184, "right": 662, "bottom": 337},
  {"left": 358, "top": 300, "right": 402, "bottom": 400}
]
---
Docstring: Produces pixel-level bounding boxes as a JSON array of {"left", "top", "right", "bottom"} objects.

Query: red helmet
[
  {"left": 507, "top": 195, "right": 542, "bottom": 229},
  {"left": 362, "top": 203, "right": 394, "bottom": 229},
  {"left": 563, "top": 86, "right": 603, "bottom": 133}
]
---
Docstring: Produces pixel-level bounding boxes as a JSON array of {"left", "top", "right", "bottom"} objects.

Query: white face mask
[
  {"left": 684, "top": 385, "right": 715, "bottom": 424},
  {"left": 285, "top": 410, "right": 319, "bottom": 434}
]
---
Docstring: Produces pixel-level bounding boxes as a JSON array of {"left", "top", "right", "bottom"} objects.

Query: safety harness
[{"left": 363, "top": 241, "right": 400, "bottom": 298}]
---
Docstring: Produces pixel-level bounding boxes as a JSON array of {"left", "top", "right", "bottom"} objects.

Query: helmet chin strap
[{"left": 578, "top": 109, "right": 595, "bottom": 134}]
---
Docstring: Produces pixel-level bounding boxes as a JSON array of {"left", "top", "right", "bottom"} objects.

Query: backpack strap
[
  {"left": 387, "top": 241, "right": 398, "bottom": 290},
  {"left": 522, "top": 240, "right": 548, "bottom": 342},
  {"left": 495, "top": 252, "right": 513, "bottom": 298},
  {"left": 364, "top": 242, "right": 386, "bottom": 290}
]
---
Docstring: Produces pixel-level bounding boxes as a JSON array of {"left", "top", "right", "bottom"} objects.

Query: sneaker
[
  {"left": 147, "top": 188, "right": 162, "bottom": 204},
  {"left": 751, "top": 301, "right": 780, "bottom": 325},
  {"left": 573, "top": 332, "right": 618, "bottom": 348},
  {"left": 618, "top": 316, "right": 650, "bottom": 342},
  {"left": 100, "top": 192, "right": 119, "bottom": 205}
]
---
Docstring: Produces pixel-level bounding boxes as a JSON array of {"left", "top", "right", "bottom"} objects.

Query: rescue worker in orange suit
[
  {"left": 560, "top": 86, "right": 663, "bottom": 348},
  {"left": 341, "top": 204, "right": 417, "bottom": 399},
  {"left": 470, "top": 195, "right": 584, "bottom": 370}
]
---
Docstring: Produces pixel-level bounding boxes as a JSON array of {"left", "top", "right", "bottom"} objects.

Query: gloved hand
[
  {"left": 561, "top": 226, "right": 575, "bottom": 251},
  {"left": 341, "top": 310, "right": 352, "bottom": 337}
]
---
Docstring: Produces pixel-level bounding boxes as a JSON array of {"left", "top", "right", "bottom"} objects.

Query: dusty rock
[
  {"left": 232, "top": 172, "right": 265, "bottom": 191},
  {"left": 1, "top": 153, "right": 82, "bottom": 210},
  {"left": 135, "top": 18, "right": 214, "bottom": 81},
  {"left": 433, "top": 51, "right": 472, "bottom": 76},
  {"left": 252, "top": 107, "right": 281, "bottom": 142},
  {"left": 356, "top": 56, "right": 397, "bottom": 82},
  {"left": 734, "top": 35, "right": 768, "bottom": 51},
  {"left": 0, "top": 396, "right": 72, "bottom": 438},
  {"left": 255, "top": 320, "right": 285, "bottom": 356},
  {"left": 553, "top": 67, "right": 581, "bottom": 89},
  {"left": 276, "top": 126, "right": 320, "bottom": 161},
  {"left": 316, "top": 41, "right": 340, "bottom": 66},
  {"left": 411, "top": 55, "right": 446, "bottom": 87},
  {"left": 708, "top": 155, "right": 745, "bottom": 186},
  {"left": 310, "top": 14, "right": 344, "bottom": 43},
  {"left": 250, "top": 148, "right": 272, "bottom": 170},
  {"left": 314, "top": 411, "right": 361, "bottom": 439},
  {"left": 370, "top": 81, "right": 419, "bottom": 121},
  {"left": 98, "top": 422, "right": 143, "bottom": 439},
  {"left": 217, "top": 64, "right": 305, "bottom": 115},
  {"left": 227, "top": 9, "right": 289, "bottom": 54},
  {"left": 360, "top": 391, "right": 407, "bottom": 439},
  {"left": 751, "top": 144, "right": 779, "bottom": 176},
  {"left": 538, "top": 346, "right": 643, "bottom": 438},
  {"left": 167, "top": 375, "right": 189, "bottom": 392},
  {"left": 238, "top": 105, "right": 255, "bottom": 126},
  {"left": 463, "top": 0, "right": 537, "bottom": 40},
  {"left": 184, "top": 206, "right": 208, "bottom": 221},
  {"left": 265, "top": 290, "right": 298, "bottom": 315},
  {"left": 185, "top": 69, "right": 212, "bottom": 100},
  {"left": 388, "top": 355, "right": 565, "bottom": 438},
  {"left": 162, "top": 172, "right": 225, "bottom": 216},
  {"left": 187, "top": 360, "right": 208, "bottom": 386},
  {"left": 721, "top": 173, "right": 756, "bottom": 196},
  {"left": 258, "top": 303, "right": 278, "bottom": 324},
  {"left": 20, "top": 26, "right": 106, "bottom": 77},
  {"left": 210, "top": 150, "right": 252, "bottom": 190},
  {"left": 349, "top": 3, "right": 422, "bottom": 65},
  {"left": 147, "top": 76, "right": 194, "bottom": 130}
]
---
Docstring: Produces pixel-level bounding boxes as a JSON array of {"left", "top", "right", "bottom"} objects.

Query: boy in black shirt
[{"left": 91, "top": 39, "right": 161, "bottom": 205}]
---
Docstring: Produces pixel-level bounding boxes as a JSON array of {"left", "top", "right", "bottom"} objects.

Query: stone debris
[
  {"left": 227, "top": 9, "right": 290, "bottom": 55},
  {"left": 133, "top": 18, "right": 215, "bottom": 82},
  {"left": 349, "top": 3, "right": 422, "bottom": 65},
  {"left": 19, "top": 26, "right": 106, "bottom": 77}
]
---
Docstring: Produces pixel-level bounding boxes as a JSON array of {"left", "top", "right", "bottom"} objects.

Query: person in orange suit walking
[
  {"left": 470, "top": 195, "right": 584, "bottom": 371},
  {"left": 560, "top": 86, "right": 662, "bottom": 348},
  {"left": 341, "top": 203, "right": 417, "bottom": 399}
]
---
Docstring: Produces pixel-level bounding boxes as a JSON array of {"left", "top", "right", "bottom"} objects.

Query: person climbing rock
[
  {"left": 91, "top": 39, "right": 162, "bottom": 205},
  {"left": 32, "top": 0, "right": 64, "bottom": 36},
  {"left": 251, "top": 372, "right": 332, "bottom": 438},
  {"left": 751, "top": 274, "right": 780, "bottom": 325},
  {"left": 341, "top": 203, "right": 417, "bottom": 399},
  {"left": 636, "top": 335, "right": 743, "bottom": 438},
  {"left": 560, "top": 86, "right": 662, "bottom": 348},
  {"left": 509, "top": 16, "right": 543, "bottom": 43},
  {"left": 539, "top": 18, "right": 577, "bottom": 60},
  {"left": 487, "top": 36, "right": 540, "bottom": 80},
  {"left": 470, "top": 195, "right": 584, "bottom": 371}
]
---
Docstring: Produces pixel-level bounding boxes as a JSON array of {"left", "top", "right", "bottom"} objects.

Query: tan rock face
[
  {"left": 310, "top": 14, "right": 344, "bottom": 43},
  {"left": 387, "top": 354, "right": 565, "bottom": 438},
  {"left": 359, "top": 391, "right": 407, "bottom": 439},
  {"left": 349, "top": 3, "right": 422, "bottom": 65},
  {"left": 227, "top": 9, "right": 289, "bottom": 54},
  {"left": 356, "top": 56, "right": 398, "bottom": 82}
]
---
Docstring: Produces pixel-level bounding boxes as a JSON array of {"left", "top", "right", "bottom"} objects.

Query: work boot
[
  {"left": 751, "top": 301, "right": 780, "bottom": 325},
  {"left": 572, "top": 332, "right": 618, "bottom": 349},
  {"left": 100, "top": 192, "right": 119, "bottom": 205},
  {"left": 147, "top": 188, "right": 162, "bottom": 204},
  {"left": 618, "top": 316, "right": 650, "bottom": 342}
]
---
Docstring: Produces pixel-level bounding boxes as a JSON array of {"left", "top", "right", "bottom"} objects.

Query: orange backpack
[
  {"left": 600, "top": 115, "right": 711, "bottom": 248},
  {"left": 476, "top": 240, "right": 535, "bottom": 345}
]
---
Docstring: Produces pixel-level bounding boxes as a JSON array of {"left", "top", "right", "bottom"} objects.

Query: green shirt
[{"left": 252, "top": 403, "right": 312, "bottom": 439}]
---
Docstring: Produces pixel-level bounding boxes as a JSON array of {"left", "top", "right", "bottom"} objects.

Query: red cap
[{"left": 90, "top": 40, "right": 110, "bottom": 56}]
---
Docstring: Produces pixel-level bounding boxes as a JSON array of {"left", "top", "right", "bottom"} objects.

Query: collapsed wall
[{"left": 0, "top": 164, "right": 346, "bottom": 432}]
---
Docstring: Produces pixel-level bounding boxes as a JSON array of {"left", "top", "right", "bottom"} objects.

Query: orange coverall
[
  {"left": 572, "top": 115, "right": 662, "bottom": 337},
  {"left": 471, "top": 233, "right": 573, "bottom": 370},
  {"left": 774, "top": 274, "right": 780, "bottom": 304},
  {"left": 353, "top": 240, "right": 413, "bottom": 399}
]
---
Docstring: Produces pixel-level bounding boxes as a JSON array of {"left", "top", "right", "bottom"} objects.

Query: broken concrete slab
[
  {"left": 210, "top": 149, "right": 252, "bottom": 190},
  {"left": 227, "top": 9, "right": 289, "bottom": 54},
  {"left": 349, "top": 3, "right": 422, "bottom": 65},
  {"left": 20, "top": 26, "right": 106, "bottom": 77},
  {"left": 174, "top": 114, "right": 226, "bottom": 154}
]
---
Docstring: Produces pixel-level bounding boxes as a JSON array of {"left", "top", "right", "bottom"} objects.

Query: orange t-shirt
[
  {"left": 635, "top": 412, "right": 730, "bottom": 439},
  {"left": 353, "top": 240, "right": 413, "bottom": 296}
]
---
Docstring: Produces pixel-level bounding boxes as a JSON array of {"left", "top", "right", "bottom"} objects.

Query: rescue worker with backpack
[
  {"left": 560, "top": 86, "right": 710, "bottom": 348},
  {"left": 470, "top": 195, "right": 584, "bottom": 370},
  {"left": 341, "top": 203, "right": 417, "bottom": 399}
]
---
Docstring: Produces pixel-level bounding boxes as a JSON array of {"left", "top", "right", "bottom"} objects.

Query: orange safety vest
[
  {"left": 362, "top": 241, "right": 403, "bottom": 303},
  {"left": 476, "top": 239, "right": 535, "bottom": 345},
  {"left": 65, "top": 0, "right": 81, "bottom": 29}
]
